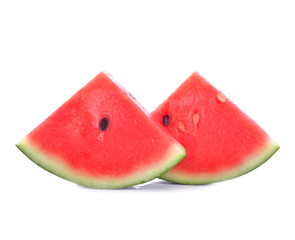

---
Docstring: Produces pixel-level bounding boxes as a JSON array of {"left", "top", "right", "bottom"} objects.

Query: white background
[{"left": 1, "top": 1, "right": 294, "bottom": 239}]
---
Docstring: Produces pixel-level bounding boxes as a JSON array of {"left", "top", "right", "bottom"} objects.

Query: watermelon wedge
[
  {"left": 16, "top": 72, "right": 186, "bottom": 188},
  {"left": 151, "top": 72, "right": 279, "bottom": 184}
]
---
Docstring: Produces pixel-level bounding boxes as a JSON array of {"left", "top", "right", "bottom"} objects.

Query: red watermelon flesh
[
  {"left": 16, "top": 72, "right": 186, "bottom": 188},
  {"left": 151, "top": 72, "right": 279, "bottom": 184}
]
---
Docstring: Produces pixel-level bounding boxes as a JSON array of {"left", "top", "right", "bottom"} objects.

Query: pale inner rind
[
  {"left": 160, "top": 138, "right": 279, "bottom": 184},
  {"left": 16, "top": 138, "right": 186, "bottom": 189}
]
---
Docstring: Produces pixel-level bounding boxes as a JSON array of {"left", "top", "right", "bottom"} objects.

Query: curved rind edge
[
  {"left": 159, "top": 138, "right": 279, "bottom": 185},
  {"left": 16, "top": 138, "right": 186, "bottom": 189}
]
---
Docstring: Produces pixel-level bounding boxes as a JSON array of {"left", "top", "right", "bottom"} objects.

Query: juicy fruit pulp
[
  {"left": 16, "top": 72, "right": 186, "bottom": 188},
  {"left": 151, "top": 72, "right": 279, "bottom": 184}
]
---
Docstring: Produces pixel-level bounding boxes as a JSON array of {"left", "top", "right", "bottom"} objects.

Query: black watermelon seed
[
  {"left": 163, "top": 115, "right": 170, "bottom": 126},
  {"left": 99, "top": 118, "right": 109, "bottom": 131}
]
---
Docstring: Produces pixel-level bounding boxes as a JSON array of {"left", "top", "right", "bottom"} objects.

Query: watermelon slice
[
  {"left": 151, "top": 72, "right": 279, "bottom": 184},
  {"left": 16, "top": 72, "right": 186, "bottom": 188}
]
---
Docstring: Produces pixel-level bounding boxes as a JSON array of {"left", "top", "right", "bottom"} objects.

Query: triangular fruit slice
[
  {"left": 16, "top": 72, "right": 186, "bottom": 188},
  {"left": 151, "top": 72, "right": 279, "bottom": 184}
]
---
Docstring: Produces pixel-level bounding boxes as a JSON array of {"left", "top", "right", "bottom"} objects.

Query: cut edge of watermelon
[
  {"left": 159, "top": 138, "right": 279, "bottom": 185},
  {"left": 16, "top": 138, "right": 186, "bottom": 189}
]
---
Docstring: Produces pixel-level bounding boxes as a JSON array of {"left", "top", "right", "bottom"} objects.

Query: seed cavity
[
  {"left": 193, "top": 113, "right": 199, "bottom": 126},
  {"left": 217, "top": 92, "right": 228, "bottom": 103},
  {"left": 99, "top": 117, "right": 109, "bottom": 131},
  {"left": 163, "top": 115, "right": 170, "bottom": 126},
  {"left": 98, "top": 134, "right": 104, "bottom": 141},
  {"left": 178, "top": 121, "right": 185, "bottom": 132}
]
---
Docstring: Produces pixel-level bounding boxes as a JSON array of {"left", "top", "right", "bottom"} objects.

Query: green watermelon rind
[
  {"left": 16, "top": 138, "right": 186, "bottom": 189},
  {"left": 159, "top": 138, "right": 279, "bottom": 185}
]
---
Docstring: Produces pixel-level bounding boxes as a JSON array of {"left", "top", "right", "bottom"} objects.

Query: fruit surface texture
[
  {"left": 151, "top": 72, "right": 279, "bottom": 184},
  {"left": 17, "top": 72, "right": 186, "bottom": 188}
]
